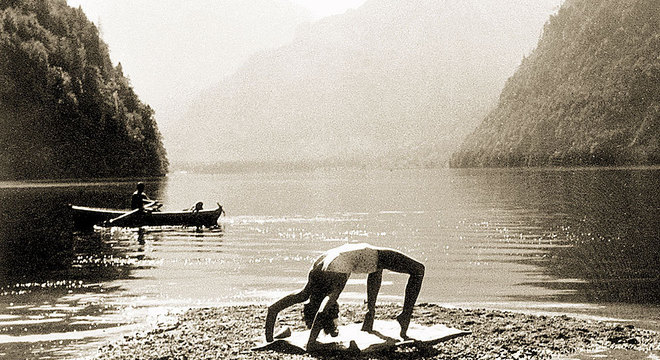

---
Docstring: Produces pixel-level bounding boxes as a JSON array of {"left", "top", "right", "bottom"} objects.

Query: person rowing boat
[
  {"left": 107, "top": 182, "right": 160, "bottom": 225},
  {"left": 131, "top": 182, "right": 158, "bottom": 210}
]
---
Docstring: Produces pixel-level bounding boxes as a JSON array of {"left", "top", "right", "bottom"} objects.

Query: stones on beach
[{"left": 92, "top": 304, "right": 660, "bottom": 360}]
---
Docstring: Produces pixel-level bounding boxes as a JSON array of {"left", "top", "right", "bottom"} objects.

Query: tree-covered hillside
[
  {"left": 0, "top": 0, "right": 168, "bottom": 179},
  {"left": 451, "top": 0, "right": 659, "bottom": 167}
]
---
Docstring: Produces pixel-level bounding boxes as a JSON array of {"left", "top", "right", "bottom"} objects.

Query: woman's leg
[
  {"left": 377, "top": 249, "right": 425, "bottom": 338},
  {"left": 266, "top": 265, "right": 328, "bottom": 341},
  {"left": 265, "top": 285, "right": 311, "bottom": 341}
]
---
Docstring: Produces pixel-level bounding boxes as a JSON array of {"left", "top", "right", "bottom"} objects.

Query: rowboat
[{"left": 69, "top": 204, "right": 224, "bottom": 230}]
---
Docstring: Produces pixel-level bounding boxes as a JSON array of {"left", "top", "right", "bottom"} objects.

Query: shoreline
[{"left": 90, "top": 303, "right": 660, "bottom": 360}]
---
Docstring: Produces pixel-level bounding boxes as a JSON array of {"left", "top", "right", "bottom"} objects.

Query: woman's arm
[
  {"left": 306, "top": 296, "right": 332, "bottom": 350},
  {"left": 306, "top": 290, "right": 343, "bottom": 350},
  {"left": 362, "top": 269, "right": 382, "bottom": 331}
]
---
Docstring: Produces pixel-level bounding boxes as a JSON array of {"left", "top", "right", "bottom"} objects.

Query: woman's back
[{"left": 319, "top": 243, "right": 380, "bottom": 274}]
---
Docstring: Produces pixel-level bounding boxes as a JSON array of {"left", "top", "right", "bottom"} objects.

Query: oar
[
  {"left": 146, "top": 200, "right": 162, "bottom": 211},
  {"left": 107, "top": 201, "right": 157, "bottom": 226},
  {"left": 106, "top": 208, "right": 141, "bottom": 226}
]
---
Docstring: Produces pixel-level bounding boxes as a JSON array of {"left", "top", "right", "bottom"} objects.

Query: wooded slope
[
  {"left": 451, "top": 0, "right": 659, "bottom": 167},
  {"left": 0, "top": 0, "right": 168, "bottom": 179}
]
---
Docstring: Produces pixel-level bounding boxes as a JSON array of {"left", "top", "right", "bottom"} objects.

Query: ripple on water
[{"left": 1, "top": 168, "right": 658, "bottom": 359}]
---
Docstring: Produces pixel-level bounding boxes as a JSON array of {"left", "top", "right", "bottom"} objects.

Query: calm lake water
[{"left": 0, "top": 168, "right": 658, "bottom": 358}]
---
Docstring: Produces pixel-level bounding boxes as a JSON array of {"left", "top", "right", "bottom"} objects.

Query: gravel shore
[{"left": 92, "top": 303, "right": 660, "bottom": 359}]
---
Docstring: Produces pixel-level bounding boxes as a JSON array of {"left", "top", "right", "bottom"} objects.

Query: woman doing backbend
[{"left": 264, "top": 243, "right": 425, "bottom": 349}]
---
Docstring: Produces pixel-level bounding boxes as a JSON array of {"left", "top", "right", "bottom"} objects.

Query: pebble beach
[{"left": 91, "top": 303, "right": 660, "bottom": 360}]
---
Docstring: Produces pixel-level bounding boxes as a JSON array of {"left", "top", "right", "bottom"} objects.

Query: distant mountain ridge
[
  {"left": 0, "top": 0, "right": 168, "bottom": 179},
  {"left": 451, "top": 0, "right": 660, "bottom": 167},
  {"left": 172, "top": 0, "right": 561, "bottom": 167}
]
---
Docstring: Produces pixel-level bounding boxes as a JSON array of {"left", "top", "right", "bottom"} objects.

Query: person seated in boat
[
  {"left": 264, "top": 243, "right": 425, "bottom": 350},
  {"left": 131, "top": 182, "right": 156, "bottom": 211},
  {"left": 190, "top": 201, "right": 204, "bottom": 213}
]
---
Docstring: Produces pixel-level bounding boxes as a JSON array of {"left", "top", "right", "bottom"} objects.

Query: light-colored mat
[{"left": 252, "top": 320, "right": 470, "bottom": 353}]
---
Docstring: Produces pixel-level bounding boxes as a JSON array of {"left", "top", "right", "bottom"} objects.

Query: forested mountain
[
  {"left": 0, "top": 0, "right": 168, "bottom": 180},
  {"left": 451, "top": 0, "right": 660, "bottom": 167},
  {"left": 172, "top": 0, "right": 560, "bottom": 167}
]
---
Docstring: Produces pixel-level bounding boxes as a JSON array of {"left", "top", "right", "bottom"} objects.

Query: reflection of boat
[{"left": 69, "top": 204, "right": 224, "bottom": 230}]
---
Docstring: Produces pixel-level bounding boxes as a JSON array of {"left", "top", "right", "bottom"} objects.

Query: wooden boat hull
[{"left": 70, "top": 205, "right": 223, "bottom": 229}]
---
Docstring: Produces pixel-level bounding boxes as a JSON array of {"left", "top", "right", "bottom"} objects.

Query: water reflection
[
  {"left": 0, "top": 179, "right": 167, "bottom": 287},
  {"left": 0, "top": 179, "right": 169, "bottom": 358},
  {"left": 478, "top": 168, "right": 660, "bottom": 305},
  {"left": 0, "top": 223, "right": 225, "bottom": 357},
  {"left": 0, "top": 169, "right": 658, "bottom": 358}
]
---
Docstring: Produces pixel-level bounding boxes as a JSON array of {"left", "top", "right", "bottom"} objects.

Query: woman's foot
[
  {"left": 396, "top": 313, "right": 411, "bottom": 339},
  {"left": 306, "top": 339, "right": 321, "bottom": 352},
  {"left": 361, "top": 310, "right": 375, "bottom": 332},
  {"left": 348, "top": 340, "right": 360, "bottom": 353},
  {"left": 273, "top": 326, "right": 291, "bottom": 339}
]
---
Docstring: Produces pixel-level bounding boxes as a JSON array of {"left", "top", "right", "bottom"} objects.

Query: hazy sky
[
  {"left": 289, "top": 0, "right": 367, "bottom": 18},
  {"left": 66, "top": 0, "right": 367, "bottom": 136}
]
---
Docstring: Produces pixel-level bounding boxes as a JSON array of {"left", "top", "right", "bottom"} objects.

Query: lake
[{"left": 0, "top": 167, "right": 658, "bottom": 358}]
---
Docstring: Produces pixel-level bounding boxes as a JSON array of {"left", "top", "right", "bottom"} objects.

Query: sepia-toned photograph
[{"left": 0, "top": 0, "right": 658, "bottom": 359}]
